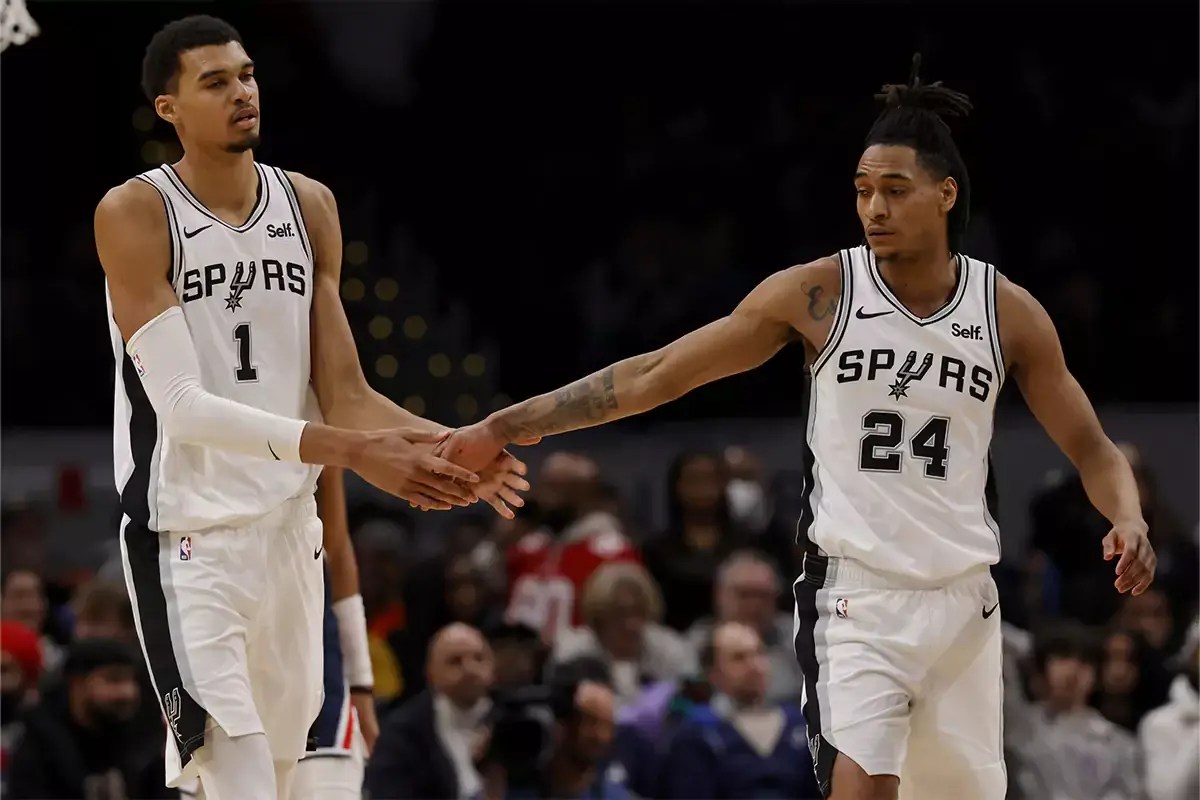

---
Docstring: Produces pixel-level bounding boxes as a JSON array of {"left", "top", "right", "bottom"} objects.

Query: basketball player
[
  {"left": 293, "top": 467, "right": 376, "bottom": 799},
  {"left": 95, "top": 15, "right": 528, "bottom": 800},
  {"left": 441, "top": 60, "right": 1157, "bottom": 800}
]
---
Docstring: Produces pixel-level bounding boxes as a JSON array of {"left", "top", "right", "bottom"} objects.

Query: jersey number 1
[
  {"left": 233, "top": 322, "right": 258, "bottom": 382},
  {"left": 859, "top": 411, "right": 950, "bottom": 480}
]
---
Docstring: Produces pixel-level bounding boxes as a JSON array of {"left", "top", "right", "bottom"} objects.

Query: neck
[
  {"left": 1043, "top": 697, "right": 1086, "bottom": 716},
  {"left": 875, "top": 244, "right": 958, "bottom": 306},
  {"left": 68, "top": 692, "right": 96, "bottom": 731},
  {"left": 174, "top": 147, "right": 257, "bottom": 212},
  {"left": 682, "top": 517, "right": 720, "bottom": 548}
]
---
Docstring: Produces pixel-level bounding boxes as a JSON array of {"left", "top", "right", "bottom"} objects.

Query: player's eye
[
  {"left": 209, "top": 80, "right": 225, "bottom": 89},
  {"left": 855, "top": 188, "right": 869, "bottom": 197},
  {"left": 889, "top": 187, "right": 907, "bottom": 196}
]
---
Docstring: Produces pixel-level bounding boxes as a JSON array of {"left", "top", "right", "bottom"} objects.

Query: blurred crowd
[{"left": 1, "top": 441, "right": 1196, "bottom": 799}]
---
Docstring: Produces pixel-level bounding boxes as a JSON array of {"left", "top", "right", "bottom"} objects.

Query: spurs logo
[
  {"left": 888, "top": 350, "right": 933, "bottom": 400},
  {"left": 224, "top": 261, "right": 257, "bottom": 312}
]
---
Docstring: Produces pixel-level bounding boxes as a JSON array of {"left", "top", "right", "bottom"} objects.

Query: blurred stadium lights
[
  {"left": 368, "top": 316, "right": 393, "bottom": 340},
  {"left": 341, "top": 278, "right": 365, "bottom": 301},
  {"left": 132, "top": 107, "right": 155, "bottom": 132},
  {"left": 375, "top": 354, "right": 399, "bottom": 379},
  {"left": 428, "top": 353, "right": 451, "bottom": 378},
  {"left": 344, "top": 240, "right": 369, "bottom": 266},
  {"left": 455, "top": 394, "right": 479, "bottom": 422},
  {"left": 402, "top": 395, "right": 427, "bottom": 416},
  {"left": 462, "top": 353, "right": 486, "bottom": 377},
  {"left": 403, "top": 315, "right": 427, "bottom": 339},
  {"left": 374, "top": 277, "right": 399, "bottom": 302}
]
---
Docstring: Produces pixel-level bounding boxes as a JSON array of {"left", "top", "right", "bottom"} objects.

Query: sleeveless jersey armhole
[
  {"left": 984, "top": 263, "right": 1006, "bottom": 386},
  {"left": 810, "top": 249, "right": 853, "bottom": 376}
]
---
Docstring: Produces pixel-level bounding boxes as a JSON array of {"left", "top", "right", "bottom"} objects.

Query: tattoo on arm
[
  {"left": 802, "top": 282, "right": 838, "bottom": 321},
  {"left": 497, "top": 354, "right": 663, "bottom": 440}
]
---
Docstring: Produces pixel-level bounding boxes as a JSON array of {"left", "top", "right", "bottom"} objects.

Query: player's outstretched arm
[
  {"left": 442, "top": 259, "right": 839, "bottom": 471},
  {"left": 999, "top": 276, "right": 1155, "bottom": 595},
  {"left": 317, "top": 467, "right": 380, "bottom": 753},
  {"left": 96, "top": 181, "right": 479, "bottom": 510},
  {"left": 287, "top": 171, "right": 529, "bottom": 516}
]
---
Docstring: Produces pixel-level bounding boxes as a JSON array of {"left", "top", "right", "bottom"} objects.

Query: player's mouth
[
  {"left": 867, "top": 226, "right": 894, "bottom": 238},
  {"left": 232, "top": 107, "right": 259, "bottom": 129}
]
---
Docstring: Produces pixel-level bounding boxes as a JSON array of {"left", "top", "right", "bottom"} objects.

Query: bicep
[
  {"left": 95, "top": 186, "right": 179, "bottom": 341},
  {"left": 291, "top": 176, "right": 369, "bottom": 406},
  {"left": 1009, "top": 291, "right": 1106, "bottom": 466}
]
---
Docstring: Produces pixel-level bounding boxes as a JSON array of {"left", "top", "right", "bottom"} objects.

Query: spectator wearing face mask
[
  {"left": 7, "top": 637, "right": 173, "bottom": 799},
  {"left": 1139, "top": 618, "right": 1200, "bottom": 800},
  {"left": 644, "top": 452, "right": 747, "bottom": 632}
]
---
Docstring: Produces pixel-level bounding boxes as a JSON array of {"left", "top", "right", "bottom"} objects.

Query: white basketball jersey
[
  {"left": 800, "top": 245, "right": 1004, "bottom": 583},
  {"left": 107, "top": 162, "right": 321, "bottom": 533}
]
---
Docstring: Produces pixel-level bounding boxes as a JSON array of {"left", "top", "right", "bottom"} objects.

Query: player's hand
[
  {"left": 440, "top": 419, "right": 539, "bottom": 474},
  {"left": 474, "top": 451, "right": 531, "bottom": 520},
  {"left": 351, "top": 691, "right": 380, "bottom": 755},
  {"left": 351, "top": 427, "right": 479, "bottom": 510},
  {"left": 1102, "top": 521, "right": 1156, "bottom": 595}
]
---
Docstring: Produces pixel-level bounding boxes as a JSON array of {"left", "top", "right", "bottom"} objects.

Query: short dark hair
[
  {"left": 141, "top": 15, "right": 243, "bottom": 102},
  {"left": 1033, "top": 622, "right": 1101, "bottom": 675},
  {"left": 864, "top": 54, "right": 973, "bottom": 252}
]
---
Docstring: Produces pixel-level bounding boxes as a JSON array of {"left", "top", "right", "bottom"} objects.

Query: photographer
[{"left": 481, "top": 665, "right": 629, "bottom": 800}]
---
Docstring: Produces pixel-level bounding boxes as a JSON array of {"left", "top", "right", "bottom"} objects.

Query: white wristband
[
  {"left": 332, "top": 594, "right": 374, "bottom": 690},
  {"left": 127, "top": 306, "right": 307, "bottom": 462}
]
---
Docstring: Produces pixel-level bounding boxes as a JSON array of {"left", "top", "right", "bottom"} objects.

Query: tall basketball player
[
  {"left": 95, "top": 15, "right": 528, "bottom": 800},
  {"left": 442, "top": 60, "right": 1157, "bottom": 800}
]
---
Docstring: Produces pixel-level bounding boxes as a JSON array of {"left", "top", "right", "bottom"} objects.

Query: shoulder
[
  {"left": 280, "top": 170, "right": 337, "bottom": 217},
  {"left": 95, "top": 178, "right": 165, "bottom": 230},
  {"left": 766, "top": 254, "right": 843, "bottom": 298},
  {"left": 993, "top": 271, "right": 1059, "bottom": 370}
]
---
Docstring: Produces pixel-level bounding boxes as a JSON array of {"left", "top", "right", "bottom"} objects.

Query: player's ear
[
  {"left": 154, "top": 95, "right": 178, "bottom": 125},
  {"left": 940, "top": 177, "right": 958, "bottom": 214}
]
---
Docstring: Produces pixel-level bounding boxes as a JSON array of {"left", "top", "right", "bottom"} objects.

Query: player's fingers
[
  {"left": 1114, "top": 563, "right": 1145, "bottom": 593},
  {"left": 415, "top": 475, "right": 475, "bottom": 506},
  {"left": 497, "top": 486, "right": 525, "bottom": 508},
  {"left": 1114, "top": 539, "right": 1138, "bottom": 575},
  {"left": 1101, "top": 531, "right": 1118, "bottom": 561},
  {"left": 484, "top": 494, "right": 515, "bottom": 520},
  {"left": 1131, "top": 573, "right": 1156, "bottom": 595},
  {"left": 424, "top": 456, "right": 480, "bottom": 484},
  {"left": 498, "top": 452, "right": 528, "bottom": 476},
  {"left": 407, "top": 491, "right": 451, "bottom": 511},
  {"left": 501, "top": 473, "right": 531, "bottom": 493}
]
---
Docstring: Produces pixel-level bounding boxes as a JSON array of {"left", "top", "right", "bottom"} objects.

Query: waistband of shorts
[
  {"left": 801, "top": 553, "right": 989, "bottom": 591},
  {"left": 194, "top": 493, "right": 317, "bottom": 536}
]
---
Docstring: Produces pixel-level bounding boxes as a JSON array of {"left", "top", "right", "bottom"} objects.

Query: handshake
[{"left": 348, "top": 415, "right": 543, "bottom": 520}]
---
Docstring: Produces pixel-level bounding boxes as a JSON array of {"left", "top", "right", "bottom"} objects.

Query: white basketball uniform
[
  {"left": 108, "top": 162, "right": 326, "bottom": 788},
  {"left": 792, "top": 245, "right": 1006, "bottom": 799}
]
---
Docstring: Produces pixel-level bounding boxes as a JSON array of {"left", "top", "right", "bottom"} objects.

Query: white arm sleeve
[{"left": 127, "top": 306, "right": 309, "bottom": 462}]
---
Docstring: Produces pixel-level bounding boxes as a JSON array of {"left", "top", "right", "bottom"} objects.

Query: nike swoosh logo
[
  {"left": 268, "top": 442, "right": 280, "bottom": 461},
  {"left": 982, "top": 603, "right": 999, "bottom": 619},
  {"left": 314, "top": 546, "right": 323, "bottom": 560},
  {"left": 855, "top": 307, "right": 895, "bottom": 320},
  {"left": 183, "top": 225, "right": 212, "bottom": 239}
]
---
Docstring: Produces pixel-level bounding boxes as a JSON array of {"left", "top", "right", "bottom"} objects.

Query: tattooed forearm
[
  {"left": 802, "top": 282, "right": 838, "bottom": 321},
  {"left": 493, "top": 354, "right": 664, "bottom": 441}
]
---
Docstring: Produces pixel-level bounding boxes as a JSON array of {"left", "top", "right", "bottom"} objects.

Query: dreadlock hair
[
  {"left": 141, "top": 15, "right": 243, "bottom": 102},
  {"left": 865, "top": 53, "right": 973, "bottom": 252}
]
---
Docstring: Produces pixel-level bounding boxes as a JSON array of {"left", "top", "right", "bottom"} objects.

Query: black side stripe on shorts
[
  {"left": 794, "top": 553, "right": 839, "bottom": 798},
  {"left": 124, "top": 520, "right": 208, "bottom": 768}
]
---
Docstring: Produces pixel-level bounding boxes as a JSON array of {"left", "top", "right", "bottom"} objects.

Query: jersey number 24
[{"left": 859, "top": 411, "right": 950, "bottom": 480}]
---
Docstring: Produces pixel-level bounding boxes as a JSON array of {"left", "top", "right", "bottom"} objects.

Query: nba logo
[
  {"left": 133, "top": 352, "right": 146, "bottom": 377},
  {"left": 835, "top": 597, "right": 849, "bottom": 618},
  {"left": 179, "top": 536, "right": 192, "bottom": 561}
]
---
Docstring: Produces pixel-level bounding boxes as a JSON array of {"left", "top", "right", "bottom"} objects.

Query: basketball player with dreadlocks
[{"left": 441, "top": 57, "right": 1157, "bottom": 799}]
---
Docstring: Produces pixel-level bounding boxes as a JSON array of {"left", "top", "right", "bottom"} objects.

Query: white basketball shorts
[
  {"left": 793, "top": 553, "right": 1006, "bottom": 799},
  {"left": 120, "top": 494, "right": 326, "bottom": 787}
]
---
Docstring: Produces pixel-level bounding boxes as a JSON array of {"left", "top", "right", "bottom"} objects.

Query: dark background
[{"left": 2, "top": 0, "right": 1197, "bottom": 430}]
